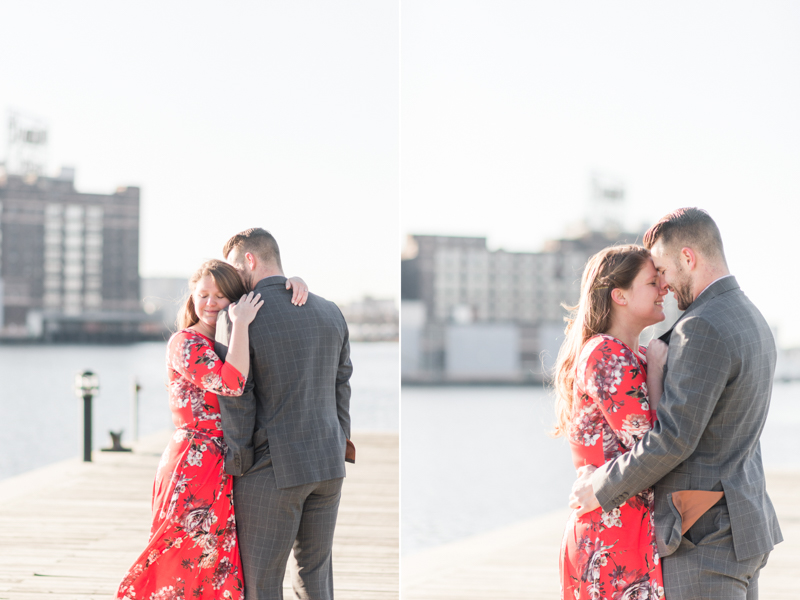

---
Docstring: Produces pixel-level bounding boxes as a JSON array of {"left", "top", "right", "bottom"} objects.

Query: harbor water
[
  {"left": 0, "top": 341, "right": 398, "bottom": 482},
  {"left": 401, "top": 382, "right": 800, "bottom": 556}
]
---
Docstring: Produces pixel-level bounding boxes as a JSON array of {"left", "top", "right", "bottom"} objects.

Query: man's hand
[{"left": 569, "top": 464, "right": 601, "bottom": 516}]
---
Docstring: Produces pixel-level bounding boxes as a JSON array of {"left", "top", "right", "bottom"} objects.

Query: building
[
  {"left": 338, "top": 296, "right": 399, "bottom": 342},
  {"left": 0, "top": 167, "right": 161, "bottom": 341},
  {"left": 401, "top": 229, "right": 671, "bottom": 383}
]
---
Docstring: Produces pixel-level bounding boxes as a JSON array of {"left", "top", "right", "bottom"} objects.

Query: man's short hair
[
  {"left": 643, "top": 207, "right": 726, "bottom": 263},
  {"left": 222, "top": 228, "right": 282, "bottom": 269}
]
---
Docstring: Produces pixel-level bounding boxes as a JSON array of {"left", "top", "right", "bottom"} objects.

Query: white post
[{"left": 132, "top": 378, "right": 141, "bottom": 442}]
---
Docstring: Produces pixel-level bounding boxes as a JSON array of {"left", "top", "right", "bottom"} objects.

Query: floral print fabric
[
  {"left": 116, "top": 330, "right": 246, "bottom": 600},
  {"left": 560, "top": 334, "right": 665, "bottom": 600}
]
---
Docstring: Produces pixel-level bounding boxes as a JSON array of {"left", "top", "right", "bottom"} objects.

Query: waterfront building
[
  {"left": 339, "top": 296, "right": 399, "bottom": 342},
  {"left": 401, "top": 229, "right": 665, "bottom": 383},
  {"left": 138, "top": 281, "right": 401, "bottom": 343},
  {"left": 0, "top": 167, "right": 159, "bottom": 341}
]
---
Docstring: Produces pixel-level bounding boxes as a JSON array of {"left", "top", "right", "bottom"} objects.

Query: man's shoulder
[
  {"left": 692, "top": 285, "right": 761, "bottom": 328},
  {"left": 311, "top": 292, "right": 341, "bottom": 311},
  {"left": 675, "top": 288, "right": 771, "bottom": 351},
  {"left": 253, "top": 291, "right": 346, "bottom": 328},
  {"left": 308, "top": 294, "right": 347, "bottom": 325}
]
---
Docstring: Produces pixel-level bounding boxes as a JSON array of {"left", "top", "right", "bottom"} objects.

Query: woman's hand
[
  {"left": 286, "top": 276, "right": 309, "bottom": 306},
  {"left": 228, "top": 292, "right": 264, "bottom": 326},
  {"left": 647, "top": 339, "right": 668, "bottom": 373},
  {"left": 569, "top": 464, "right": 600, "bottom": 516}
]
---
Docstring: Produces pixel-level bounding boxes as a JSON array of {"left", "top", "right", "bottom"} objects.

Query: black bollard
[
  {"left": 102, "top": 430, "right": 132, "bottom": 452},
  {"left": 82, "top": 392, "right": 93, "bottom": 461}
]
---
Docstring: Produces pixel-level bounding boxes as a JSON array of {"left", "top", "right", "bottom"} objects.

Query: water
[
  {"left": 0, "top": 341, "right": 398, "bottom": 481},
  {"left": 401, "top": 382, "right": 800, "bottom": 556}
]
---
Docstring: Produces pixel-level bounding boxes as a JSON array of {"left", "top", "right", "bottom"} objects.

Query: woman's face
[
  {"left": 192, "top": 275, "right": 232, "bottom": 331},
  {"left": 620, "top": 258, "right": 667, "bottom": 328}
]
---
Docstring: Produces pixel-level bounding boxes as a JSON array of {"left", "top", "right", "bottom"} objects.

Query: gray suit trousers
[
  {"left": 233, "top": 452, "right": 343, "bottom": 600},
  {"left": 662, "top": 504, "right": 770, "bottom": 600}
]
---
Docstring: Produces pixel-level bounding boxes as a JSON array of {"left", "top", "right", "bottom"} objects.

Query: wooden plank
[{"left": 0, "top": 430, "right": 398, "bottom": 600}]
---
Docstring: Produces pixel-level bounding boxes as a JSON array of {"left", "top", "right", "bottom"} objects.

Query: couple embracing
[
  {"left": 117, "top": 228, "right": 353, "bottom": 600},
  {"left": 557, "top": 208, "right": 782, "bottom": 599}
]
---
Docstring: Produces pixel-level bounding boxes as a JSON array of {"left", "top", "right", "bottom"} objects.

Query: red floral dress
[
  {"left": 560, "top": 335, "right": 665, "bottom": 600},
  {"left": 116, "top": 330, "right": 246, "bottom": 600}
]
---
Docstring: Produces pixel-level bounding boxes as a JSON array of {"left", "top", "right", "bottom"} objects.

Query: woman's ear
[{"left": 611, "top": 288, "right": 627, "bottom": 306}]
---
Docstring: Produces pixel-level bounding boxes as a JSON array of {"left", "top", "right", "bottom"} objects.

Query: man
[
  {"left": 570, "top": 208, "right": 782, "bottom": 599},
  {"left": 214, "top": 227, "right": 353, "bottom": 600}
]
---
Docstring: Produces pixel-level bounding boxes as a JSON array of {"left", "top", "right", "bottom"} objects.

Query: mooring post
[
  {"left": 74, "top": 370, "right": 99, "bottom": 462},
  {"left": 132, "top": 378, "right": 141, "bottom": 442}
]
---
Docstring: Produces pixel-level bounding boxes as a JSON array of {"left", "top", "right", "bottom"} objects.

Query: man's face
[
  {"left": 226, "top": 247, "right": 254, "bottom": 290},
  {"left": 650, "top": 239, "right": 694, "bottom": 311}
]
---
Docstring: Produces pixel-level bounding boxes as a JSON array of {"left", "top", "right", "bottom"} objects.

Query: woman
[
  {"left": 554, "top": 245, "right": 668, "bottom": 600},
  {"left": 116, "top": 260, "right": 308, "bottom": 600}
]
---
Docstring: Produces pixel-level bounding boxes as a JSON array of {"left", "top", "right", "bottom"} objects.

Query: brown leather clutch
[
  {"left": 345, "top": 439, "right": 356, "bottom": 464},
  {"left": 672, "top": 490, "right": 724, "bottom": 534}
]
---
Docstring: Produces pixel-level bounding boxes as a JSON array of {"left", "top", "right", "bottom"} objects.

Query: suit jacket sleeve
[
  {"left": 592, "top": 314, "right": 731, "bottom": 511},
  {"left": 214, "top": 310, "right": 256, "bottom": 476},
  {"left": 337, "top": 321, "right": 353, "bottom": 440}
]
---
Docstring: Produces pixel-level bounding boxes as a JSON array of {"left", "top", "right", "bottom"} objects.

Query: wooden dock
[
  {"left": 402, "top": 469, "right": 799, "bottom": 599},
  {"left": 0, "top": 430, "right": 398, "bottom": 600}
]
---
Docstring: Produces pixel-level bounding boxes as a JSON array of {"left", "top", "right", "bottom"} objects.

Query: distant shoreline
[
  {"left": 0, "top": 337, "right": 399, "bottom": 346},
  {"left": 402, "top": 379, "right": 550, "bottom": 388}
]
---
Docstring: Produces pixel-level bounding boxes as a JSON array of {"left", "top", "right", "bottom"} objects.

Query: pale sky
[
  {"left": 401, "top": 1, "right": 800, "bottom": 346},
  {"left": 4, "top": 2, "right": 799, "bottom": 336},
  {"left": 2, "top": 2, "right": 399, "bottom": 306}
]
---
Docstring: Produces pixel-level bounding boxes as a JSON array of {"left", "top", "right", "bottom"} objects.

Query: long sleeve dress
[
  {"left": 116, "top": 329, "right": 247, "bottom": 600},
  {"left": 560, "top": 334, "right": 665, "bottom": 600}
]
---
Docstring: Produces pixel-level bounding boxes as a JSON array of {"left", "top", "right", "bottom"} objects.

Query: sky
[
  {"left": 3, "top": 2, "right": 799, "bottom": 340},
  {"left": 1, "top": 2, "right": 399, "bottom": 306},
  {"left": 401, "top": 1, "right": 800, "bottom": 346}
]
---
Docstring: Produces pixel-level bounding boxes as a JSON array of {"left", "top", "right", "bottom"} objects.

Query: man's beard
[
  {"left": 243, "top": 270, "right": 255, "bottom": 291},
  {"left": 232, "top": 263, "right": 255, "bottom": 291},
  {"left": 672, "top": 270, "right": 694, "bottom": 311}
]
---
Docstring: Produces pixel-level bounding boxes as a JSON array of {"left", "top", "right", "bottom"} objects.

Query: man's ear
[
  {"left": 245, "top": 252, "right": 257, "bottom": 271},
  {"left": 679, "top": 247, "right": 697, "bottom": 271}
]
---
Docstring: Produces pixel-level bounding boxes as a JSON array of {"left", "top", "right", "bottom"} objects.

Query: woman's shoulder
[
  {"left": 578, "top": 334, "right": 642, "bottom": 376},
  {"left": 580, "top": 334, "right": 624, "bottom": 360},
  {"left": 577, "top": 335, "right": 610, "bottom": 378},
  {"left": 168, "top": 328, "right": 210, "bottom": 350}
]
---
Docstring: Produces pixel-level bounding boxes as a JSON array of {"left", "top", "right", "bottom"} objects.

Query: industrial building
[
  {"left": 0, "top": 167, "right": 161, "bottom": 341},
  {"left": 401, "top": 229, "right": 674, "bottom": 383}
]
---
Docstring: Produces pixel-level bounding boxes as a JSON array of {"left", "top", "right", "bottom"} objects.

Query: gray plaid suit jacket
[
  {"left": 592, "top": 276, "right": 782, "bottom": 561},
  {"left": 215, "top": 275, "right": 353, "bottom": 489}
]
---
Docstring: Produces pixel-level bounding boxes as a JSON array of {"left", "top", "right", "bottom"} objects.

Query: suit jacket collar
[
  {"left": 659, "top": 275, "right": 739, "bottom": 343},
  {"left": 254, "top": 275, "right": 287, "bottom": 290},
  {"left": 681, "top": 275, "right": 739, "bottom": 317}
]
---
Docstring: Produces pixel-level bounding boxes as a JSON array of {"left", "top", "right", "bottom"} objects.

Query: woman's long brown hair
[
  {"left": 176, "top": 259, "right": 249, "bottom": 330},
  {"left": 552, "top": 245, "right": 651, "bottom": 437}
]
